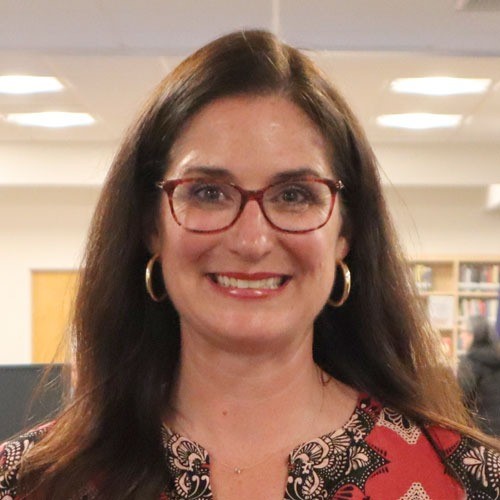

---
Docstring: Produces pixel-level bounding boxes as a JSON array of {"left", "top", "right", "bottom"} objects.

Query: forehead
[{"left": 167, "top": 94, "right": 333, "bottom": 182}]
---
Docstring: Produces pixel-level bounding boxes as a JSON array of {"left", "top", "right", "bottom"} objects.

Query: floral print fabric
[
  {"left": 2, "top": 395, "right": 499, "bottom": 499},
  {"left": 0, "top": 423, "right": 51, "bottom": 499}
]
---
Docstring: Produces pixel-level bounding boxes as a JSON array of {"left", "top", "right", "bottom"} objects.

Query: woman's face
[{"left": 151, "top": 94, "right": 349, "bottom": 351}]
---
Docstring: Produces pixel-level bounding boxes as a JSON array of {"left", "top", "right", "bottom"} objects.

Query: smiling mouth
[{"left": 209, "top": 274, "right": 289, "bottom": 290}]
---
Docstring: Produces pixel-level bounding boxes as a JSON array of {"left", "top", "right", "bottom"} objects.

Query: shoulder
[
  {"left": 364, "top": 401, "right": 499, "bottom": 498},
  {"left": 0, "top": 423, "right": 53, "bottom": 498},
  {"left": 431, "top": 426, "right": 500, "bottom": 499}
]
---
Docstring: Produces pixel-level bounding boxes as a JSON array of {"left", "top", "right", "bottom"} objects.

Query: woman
[
  {"left": 458, "top": 315, "right": 500, "bottom": 436},
  {"left": 1, "top": 30, "right": 499, "bottom": 499}
]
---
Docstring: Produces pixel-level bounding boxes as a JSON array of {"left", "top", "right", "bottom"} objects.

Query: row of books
[
  {"left": 459, "top": 298, "right": 499, "bottom": 321},
  {"left": 412, "top": 264, "right": 433, "bottom": 291},
  {"left": 458, "top": 263, "right": 500, "bottom": 291}
]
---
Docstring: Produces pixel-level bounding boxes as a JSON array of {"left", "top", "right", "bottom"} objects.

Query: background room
[{"left": 1, "top": 0, "right": 499, "bottom": 375}]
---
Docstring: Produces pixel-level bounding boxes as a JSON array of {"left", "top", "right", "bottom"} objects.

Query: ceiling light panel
[
  {"left": 377, "top": 113, "right": 462, "bottom": 130},
  {"left": 0, "top": 75, "right": 63, "bottom": 94},
  {"left": 6, "top": 112, "right": 95, "bottom": 128},
  {"left": 390, "top": 77, "right": 492, "bottom": 96}
]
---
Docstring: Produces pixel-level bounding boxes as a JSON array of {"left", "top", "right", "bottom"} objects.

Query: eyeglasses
[{"left": 156, "top": 176, "right": 344, "bottom": 234}]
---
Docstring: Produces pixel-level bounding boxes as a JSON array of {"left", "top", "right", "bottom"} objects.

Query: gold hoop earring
[
  {"left": 145, "top": 253, "right": 168, "bottom": 302},
  {"left": 328, "top": 261, "right": 351, "bottom": 307}
]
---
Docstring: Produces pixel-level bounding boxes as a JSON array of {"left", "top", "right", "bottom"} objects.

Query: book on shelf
[
  {"left": 440, "top": 335, "right": 453, "bottom": 357},
  {"left": 427, "top": 295, "right": 455, "bottom": 330},
  {"left": 458, "top": 263, "right": 500, "bottom": 292},
  {"left": 459, "top": 297, "right": 499, "bottom": 321},
  {"left": 409, "top": 257, "right": 500, "bottom": 364},
  {"left": 412, "top": 264, "right": 433, "bottom": 291}
]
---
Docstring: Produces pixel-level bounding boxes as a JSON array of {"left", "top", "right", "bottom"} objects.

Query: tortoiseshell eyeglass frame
[{"left": 155, "top": 176, "right": 344, "bottom": 234}]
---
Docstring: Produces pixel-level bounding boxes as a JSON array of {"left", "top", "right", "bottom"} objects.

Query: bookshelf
[{"left": 409, "top": 256, "right": 500, "bottom": 365}]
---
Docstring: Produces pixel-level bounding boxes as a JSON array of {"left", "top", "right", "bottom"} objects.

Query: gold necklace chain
[
  {"left": 207, "top": 371, "right": 330, "bottom": 475},
  {"left": 215, "top": 444, "right": 290, "bottom": 475},
  {"left": 168, "top": 368, "right": 331, "bottom": 475}
]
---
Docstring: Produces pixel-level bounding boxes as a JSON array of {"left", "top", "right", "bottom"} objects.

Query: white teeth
[{"left": 215, "top": 275, "right": 282, "bottom": 290}]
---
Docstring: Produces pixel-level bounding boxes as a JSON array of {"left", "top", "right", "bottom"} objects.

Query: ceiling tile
[
  {"left": 281, "top": 0, "right": 500, "bottom": 54},
  {"left": 0, "top": 0, "right": 117, "bottom": 50},
  {"left": 100, "top": 0, "right": 274, "bottom": 52}
]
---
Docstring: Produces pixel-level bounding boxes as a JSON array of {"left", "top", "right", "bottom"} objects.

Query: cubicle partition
[{"left": 0, "top": 364, "right": 64, "bottom": 442}]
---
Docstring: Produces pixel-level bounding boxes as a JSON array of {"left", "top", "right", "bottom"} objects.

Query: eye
[
  {"left": 182, "top": 180, "right": 237, "bottom": 208},
  {"left": 272, "top": 182, "right": 319, "bottom": 205},
  {"left": 280, "top": 186, "right": 311, "bottom": 203},
  {"left": 191, "top": 183, "right": 225, "bottom": 202}
]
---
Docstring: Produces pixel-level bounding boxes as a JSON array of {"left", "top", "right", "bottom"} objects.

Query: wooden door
[{"left": 32, "top": 271, "right": 79, "bottom": 363}]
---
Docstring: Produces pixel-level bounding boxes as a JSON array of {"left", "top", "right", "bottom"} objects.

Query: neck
[{"left": 166, "top": 322, "right": 357, "bottom": 461}]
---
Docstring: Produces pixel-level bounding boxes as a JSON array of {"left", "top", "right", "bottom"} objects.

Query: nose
[{"left": 226, "top": 199, "right": 274, "bottom": 261}]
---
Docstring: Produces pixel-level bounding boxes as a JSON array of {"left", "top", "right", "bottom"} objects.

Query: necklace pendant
[{"left": 234, "top": 467, "right": 242, "bottom": 474}]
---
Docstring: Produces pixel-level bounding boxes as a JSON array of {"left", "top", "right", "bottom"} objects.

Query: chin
[{"left": 213, "top": 318, "right": 309, "bottom": 350}]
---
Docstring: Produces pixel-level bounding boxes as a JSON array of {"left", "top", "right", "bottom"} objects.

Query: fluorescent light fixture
[
  {"left": 390, "top": 77, "right": 491, "bottom": 96},
  {"left": 486, "top": 184, "right": 500, "bottom": 211},
  {"left": 0, "top": 75, "right": 63, "bottom": 94},
  {"left": 377, "top": 113, "right": 462, "bottom": 130},
  {"left": 6, "top": 111, "right": 95, "bottom": 128}
]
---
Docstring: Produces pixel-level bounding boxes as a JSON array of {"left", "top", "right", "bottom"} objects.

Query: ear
[{"left": 335, "top": 235, "right": 350, "bottom": 261}]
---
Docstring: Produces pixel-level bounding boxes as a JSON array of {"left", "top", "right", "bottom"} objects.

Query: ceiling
[
  {"left": 2, "top": 0, "right": 500, "bottom": 55},
  {"left": 0, "top": 0, "right": 499, "bottom": 188}
]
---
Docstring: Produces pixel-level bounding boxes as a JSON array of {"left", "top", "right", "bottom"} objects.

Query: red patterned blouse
[{"left": 1, "top": 395, "right": 499, "bottom": 499}]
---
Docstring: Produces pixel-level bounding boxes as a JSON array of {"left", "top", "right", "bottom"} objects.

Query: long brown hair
[{"left": 19, "top": 29, "right": 498, "bottom": 498}]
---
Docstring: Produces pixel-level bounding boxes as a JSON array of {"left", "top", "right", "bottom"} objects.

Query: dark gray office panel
[{"left": 0, "top": 364, "right": 64, "bottom": 442}]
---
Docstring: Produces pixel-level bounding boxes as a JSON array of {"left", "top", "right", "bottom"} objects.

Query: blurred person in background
[{"left": 458, "top": 314, "right": 500, "bottom": 437}]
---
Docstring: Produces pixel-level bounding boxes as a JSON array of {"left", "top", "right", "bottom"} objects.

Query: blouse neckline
[
  {"left": 161, "top": 391, "right": 379, "bottom": 456},
  {"left": 160, "top": 393, "right": 383, "bottom": 498}
]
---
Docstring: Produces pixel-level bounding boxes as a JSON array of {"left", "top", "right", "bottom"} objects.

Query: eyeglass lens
[{"left": 170, "top": 179, "right": 335, "bottom": 232}]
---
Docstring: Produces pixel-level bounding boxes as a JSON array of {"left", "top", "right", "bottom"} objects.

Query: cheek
[
  {"left": 284, "top": 230, "right": 337, "bottom": 280},
  {"left": 159, "top": 215, "right": 219, "bottom": 284},
  {"left": 159, "top": 228, "right": 217, "bottom": 313}
]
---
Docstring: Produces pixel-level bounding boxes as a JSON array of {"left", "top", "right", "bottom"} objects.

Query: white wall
[
  {"left": 387, "top": 186, "right": 500, "bottom": 256},
  {"left": 0, "top": 144, "right": 499, "bottom": 364},
  {"left": 0, "top": 187, "right": 99, "bottom": 363}
]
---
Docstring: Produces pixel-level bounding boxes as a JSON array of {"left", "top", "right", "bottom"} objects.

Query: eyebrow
[
  {"left": 179, "top": 166, "right": 234, "bottom": 180},
  {"left": 271, "top": 168, "right": 323, "bottom": 183},
  {"left": 178, "top": 166, "right": 326, "bottom": 183}
]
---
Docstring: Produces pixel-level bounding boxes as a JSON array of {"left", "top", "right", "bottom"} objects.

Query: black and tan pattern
[
  {"left": 286, "top": 396, "right": 388, "bottom": 500},
  {"left": 377, "top": 407, "right": 422, "bottom": 445},
  {"left": 0, "top": 425, "right": 50, "bottom": 498},
  {"left": 161, "top": 427, "right": 213, "bottom": 499},
  {"left": 400, "top": 482, "right": 431, "bottom": 499},
  {"left": 447, "top": 436, "right": 500, "bottom": 500}
]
